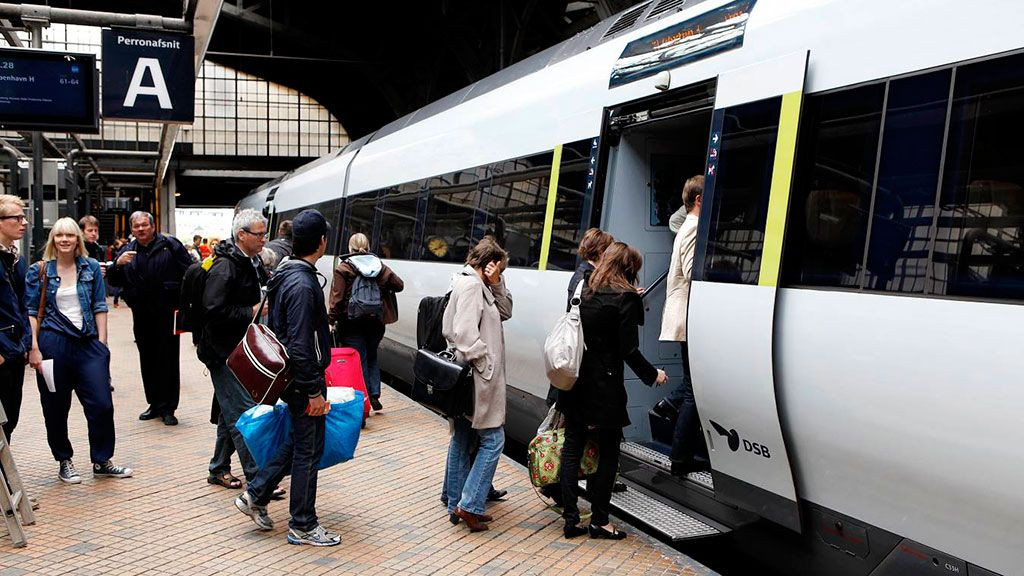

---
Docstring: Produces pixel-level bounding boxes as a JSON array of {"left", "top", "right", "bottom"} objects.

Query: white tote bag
[{"left": 543, "top": 280, "right": 585, "bottom": 391}]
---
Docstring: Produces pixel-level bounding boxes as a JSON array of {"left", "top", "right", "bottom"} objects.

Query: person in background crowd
[
  {"left": 265, "top": 220, "right": 293, "bottom": 262},
  {"left": 259, "top": 247, "right": 280, "bottom": 275},
  {"left": 78, "top": 215, "right": 104, "bottom": 263},
  {"left": 199, "top": 238, "right": 212, "bottom": 260},
  {"left": 234, "top": 209, "right": 339, "bottom": 547},
  {"left": 108, "top": 238, "right": 125, "bottom": 308},
  {"left": 201, "top": 210, "right": 268, "bottom": 492},
  {"left": 443, "top": 237, "right": 513, "bottom": 532},
  {"left": 26, "top": 218, "right": 132, "bottom": 484},
  {"left": 660, "top": 175, "right": 709, "bottom": 477},
  {"left": 558, "top": 242, "right": 668, "bottom": 540},
  {"left": 189, "top": 235, "right": 203, "bottom": 263},
  {"left": 107, "top": 211, "right": 192, "bottom": 426},
  {"left": 328, "top": 233, "right": 404, "bottom": 412}
]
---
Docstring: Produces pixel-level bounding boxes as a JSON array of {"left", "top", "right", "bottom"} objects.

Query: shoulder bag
[
  {"left": 543, "top": 279, "right": 585, "bottom": 391},
  {"left": 227, "top": 294, "right": 292, "bottom": 405}
]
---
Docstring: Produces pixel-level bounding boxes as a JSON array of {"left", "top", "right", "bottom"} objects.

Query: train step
[
  {"left": 620, "top": 441, "right": 714, "bottom": 491},
  {"left": 579, "top": 478, "right": 727, "bottom": 541}
]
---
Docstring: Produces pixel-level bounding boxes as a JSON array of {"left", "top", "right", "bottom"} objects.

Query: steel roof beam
[{"left": 0, "top": 3, "right": 190, "bottom": 32}]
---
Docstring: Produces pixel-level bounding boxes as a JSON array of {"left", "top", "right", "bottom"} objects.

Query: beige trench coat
[
  {"left": 660, "top": 212, "right": 698, "bottom": 342},
  {"left": 442, "top": 265, "right": 513, "bottom": 429}
]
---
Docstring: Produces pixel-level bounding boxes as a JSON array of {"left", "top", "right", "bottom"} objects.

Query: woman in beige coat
[{"left": 442, "top": 237, "right": 513, "bottom": 532}]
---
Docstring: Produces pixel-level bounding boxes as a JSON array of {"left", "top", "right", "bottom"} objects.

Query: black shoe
[
  {"left": 611, "top": 481, "right": 627, "bottom": 493},
  {"left": 162, "top": 413, "right": 178, "bottom": 426},
  {"left": 440, "top": 494, "right": 448, "bottom": 506},
  {"left": 563, "top": 524, "right": 588, "bottom": 539},
  {"left": 369, "top": 396, "right": 383, "bottom": 411},
  {"left": 487, "top": 488, "right": 507, "bottom": 502},
  {"left": 139, "top": 408, "right": 160, "bottom": 421},
  {"left": 448, "top": 512, "right": 459, "bottom": 525},
  {"left": 589, "top": 524, "right": 627, "bottom": 540}
]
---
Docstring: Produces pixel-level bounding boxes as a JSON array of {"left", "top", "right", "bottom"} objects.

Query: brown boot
[{"left": 455, "top": 506, "right": 490, "bottom": 532}]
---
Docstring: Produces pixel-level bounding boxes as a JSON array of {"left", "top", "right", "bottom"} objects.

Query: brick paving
[{"left": 0, "top": 303, "right": 715, "bottom": 575}]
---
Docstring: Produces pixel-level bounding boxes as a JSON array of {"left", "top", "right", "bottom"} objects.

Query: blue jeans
[
  {"left": 36, "top": 331, "right": 114, "bottom": 464},
  {"left": 445, "top": 417, "right": 503, "bottom": 516},
  {"left": 207, "top": 362, "right": 258, "bottom": 482},
  {"left": 246, "top": 402, "right": 325, "bottom": 532},
  {"left": 337, "top": 318, "right": 385, "bottom": 398},
  {"left": 669, "top": 341, "right": 707, "bottom": 465}
]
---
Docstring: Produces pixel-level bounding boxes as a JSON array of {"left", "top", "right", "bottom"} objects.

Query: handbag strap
[
  {"left": 250, "top": 291, "right": 269, "bottom": 325},
  {"left": 35, "top": 261, "right": 47, "bottom": 323},
  {"left": 569, "top": 278, "right": 584, "bottom": 311}
]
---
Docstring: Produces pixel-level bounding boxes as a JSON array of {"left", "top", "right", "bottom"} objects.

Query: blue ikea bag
[
  {"left": 320, "top": 390, "right": 364, "bottom": 469},
  {"left": 236, "top": 402, "right": 291, "bottom": 469}
]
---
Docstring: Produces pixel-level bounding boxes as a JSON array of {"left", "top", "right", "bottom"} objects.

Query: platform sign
[
  {"left": 101, "top": 28, "right": 194, "bottom": 123},
  {"left": 0, "top": 47, "right": 98, "bottom": 132}
]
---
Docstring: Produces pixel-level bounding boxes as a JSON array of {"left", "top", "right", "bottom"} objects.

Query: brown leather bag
[{"left": 226, "top": 296, "right": 292, "bottom": 405}]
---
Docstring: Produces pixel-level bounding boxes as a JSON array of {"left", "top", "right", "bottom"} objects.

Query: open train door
[{"left": 688, "top": 51, "right": 807, "bottom": 532}]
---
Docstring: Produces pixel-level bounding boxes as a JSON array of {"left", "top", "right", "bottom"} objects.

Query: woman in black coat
[{"left": 557, "top": 242, "right": 667, "bottom": 539}]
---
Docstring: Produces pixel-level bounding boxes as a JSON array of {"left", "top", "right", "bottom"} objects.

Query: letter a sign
[{"left": 101, "top": 28, "right": 194, "bottom": 123}]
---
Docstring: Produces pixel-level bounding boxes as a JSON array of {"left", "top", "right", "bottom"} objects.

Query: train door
[{"left": 688, "top": 51, "right": 808, "bottom": 532}]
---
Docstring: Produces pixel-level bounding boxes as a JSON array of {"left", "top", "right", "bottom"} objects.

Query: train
[{"left": 236, "top": 1, "right": 1024, "bottom": 574}]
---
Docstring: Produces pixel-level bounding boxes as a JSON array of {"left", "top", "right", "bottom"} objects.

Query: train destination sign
[
  {"left": 0, "top": 47, "right": 98, "bottom": 132},
  {"left": 609, "top": 0, "right": 757, "bottom": 88},
  {"left": 102, "top": 28, "right": 194, "bottom": 123}
]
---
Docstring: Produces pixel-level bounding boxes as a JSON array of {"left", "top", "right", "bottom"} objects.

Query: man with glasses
[
  {"left": 199, "top": 209, "right": 269, "bottom": 491},
  {"left": 108, "top": 211, "right": 193, "bottom": 426},
  {"left": 0, "top": 195, "right": 30, "bottom": 445}
]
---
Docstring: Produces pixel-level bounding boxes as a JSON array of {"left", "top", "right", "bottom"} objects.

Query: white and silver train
[{"left": 238, "top": 1, "right": 1024, "bottom": 574}]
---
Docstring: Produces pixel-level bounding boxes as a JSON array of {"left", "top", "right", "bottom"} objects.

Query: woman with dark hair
[
  {"left": 557, "top": 242, "right": 667, "bottom": 539},
  {"left": 566, "top": 228, "right": 615, "bottom": 305},
  {"left": 442, "top": 237, "right": 513, "bottom": 532}
]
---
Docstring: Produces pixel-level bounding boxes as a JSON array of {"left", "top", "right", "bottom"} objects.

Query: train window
[
  {"left": 310, "top": 198, "right": 344, "bottom": 255},
  {"left": 703, "top": 97, "right": 782, "bottom": 284},
  {"left": 422, "top": 169, "right": 481, "bottom": 263},
  {"left": 480, "top": 152, "right": 552, "bottom": 268},
  {"left": 377, "top": 183, "right": 420, "bottom": 260},
  {"left": 341, "top": 191, "right": 378, "bottom": 254},
  {"left": 862, "top": 70, "right": 952, "bottom": 293},
  {"left": 782, "top": 83, "right": 886, "bottom": 288},
  {"left": 933, "top": 51, "right": 1024, "bottom": 300},
  {"left": 548, "top": 139, "right": 596, "bottom": 271}
]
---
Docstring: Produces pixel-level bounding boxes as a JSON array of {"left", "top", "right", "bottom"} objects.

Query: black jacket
[
  {"left": 268, "top": 258, "right": 330, "bottom": 407},
  {"left": 108, "top": 233, "right": 192, "bottom": 313},
  {"left": 265, "top": 238, "right": 292, "bottom": 262},
  {"left": 557, "top": 287, "right": 658, "bottom": 428},
  {"left": 199, "top": 240, "right": 267, "bottom": 364},
  {"left": 0, "top": 250, "right": 30, "bottom": 362}
]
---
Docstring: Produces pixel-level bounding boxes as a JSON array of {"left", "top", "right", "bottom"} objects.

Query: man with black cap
[{"left": 234, "top": 208, "right": 339, "bottom": 547}]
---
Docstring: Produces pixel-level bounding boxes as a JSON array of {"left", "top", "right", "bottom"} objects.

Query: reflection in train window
[
  {"left": 342, "top": 191, "right": 378, "bottom": 253},
  {"left": 703, "top": 97, "right": 781, "bottom": 284},
  {"left": 783, "top": 83, "right": 885, "bottom": 288},
  {"left": 934, "top": 52, "right": 1024, "bottom": 300},
  {"left": 480, "top": 152, "right": 552, "bottom": 268},
  {"left": 548, "top": 140, "right": 595, "bottom": 271},
  {"left": 864, "top": 70, "right": 952, "bottom": 293},
  {"left": 422, "top": 170, "right": 481, "bottom": 263},
  {"left": 310, "top": 198, "right": 344, "bottom": 255},
  {"left": 377, "top": 183, "right": 420, "bottom": 260}
]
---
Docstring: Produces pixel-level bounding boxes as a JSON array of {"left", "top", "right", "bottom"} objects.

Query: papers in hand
[{"left": 40, "top": 358, "right": 56, "bottom": 393}]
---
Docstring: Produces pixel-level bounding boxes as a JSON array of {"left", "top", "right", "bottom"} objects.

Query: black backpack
[
  {"left": 347, "top": 269, "right": 383, "bottom": 320},
  {"left": 417, "top": 292, "right": 451, "bottom": 353},
  {"left": 178, "top": 256, "right": 215, "bottom": 344}
]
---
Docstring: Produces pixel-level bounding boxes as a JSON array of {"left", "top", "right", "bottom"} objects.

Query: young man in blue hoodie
[{"left": 234, "top": 209, "right": 338, "bottom": 547}]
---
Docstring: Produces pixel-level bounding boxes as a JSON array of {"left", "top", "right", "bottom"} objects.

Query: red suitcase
[{"left": 325, "top": 347, "right": 371, "bottom": 426}]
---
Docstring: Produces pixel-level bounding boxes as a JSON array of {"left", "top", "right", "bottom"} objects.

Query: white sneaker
[
  {"left": 234, "top": 491, "right": 274, "bottom": 531},
  {"left": 287, "top": 524, "right": 340, "bottom": 546}
]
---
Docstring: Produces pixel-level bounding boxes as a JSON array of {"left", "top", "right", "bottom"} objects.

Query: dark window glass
[
  {"left": 783, "top": 83, "right": 885, "bottom": 287},
  {"left": 933, "top": 52, "right": 1024, "bottom": 300},
  {"left": 864, "top": 70, "right": 952, "bottom": 293},
  {"left": 422, "top": 169, "right": 480, "bottom": 263},
  {"left": 548, "top": 140, "right": 596, "bottom": 271},
  {"left": 313, "top": 198, "right": 344, "bottom": 255},
  {"left": 342, "top": 191, "right": 378, "bottom": 254},
  {"left": 480, "top": 152, "right": 552, "bottom": 268},
  {"left": 703, "top": 97, "right": 781, "bottom": 284},
  {"left": 377, "top": 183, "right": 420, "bottom": 260}
]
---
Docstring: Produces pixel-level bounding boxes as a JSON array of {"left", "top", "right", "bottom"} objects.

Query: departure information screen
[{"left": 0, "top": 47, "right": 98, "bottom": 132}]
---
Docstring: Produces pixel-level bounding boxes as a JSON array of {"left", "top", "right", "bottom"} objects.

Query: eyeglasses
[
  {"left": 0, "top": 215, "right": 27, "bottom": 222},
  {"left": 242, "top": 228, "right": 267, "bottom": 239}
]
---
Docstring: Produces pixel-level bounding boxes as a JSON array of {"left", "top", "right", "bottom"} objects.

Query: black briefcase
[{"left": 412, "top": 348, "right": 473, "bottom": 418}]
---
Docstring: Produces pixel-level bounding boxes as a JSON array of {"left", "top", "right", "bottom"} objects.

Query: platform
[{"left": 0, "top": 303, "right": 715, "bottom": 575}]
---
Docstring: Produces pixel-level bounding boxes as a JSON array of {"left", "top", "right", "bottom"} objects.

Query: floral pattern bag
[{"left": 528, "top": 410, "right": 599, "bottom": 488}]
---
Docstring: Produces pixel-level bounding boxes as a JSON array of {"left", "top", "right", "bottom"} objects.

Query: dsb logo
[{"left": 709, "top": 420, "right": 771, "bottom": 459}]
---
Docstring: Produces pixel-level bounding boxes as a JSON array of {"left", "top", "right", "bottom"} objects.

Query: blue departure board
[{"left": 0, "top": 47, "right": 98, "bottom": 132}]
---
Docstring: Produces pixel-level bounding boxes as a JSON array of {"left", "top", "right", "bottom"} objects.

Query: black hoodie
[
  {"left": 268, "top": 257, "right": 330, "bottom": 406},
  {"left": 198, "top": 240, "right": 267, "bottom": 364}
]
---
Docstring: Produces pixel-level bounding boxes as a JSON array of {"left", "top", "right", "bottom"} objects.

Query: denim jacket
[{"left": 25, "top": 257, "right": 108, "bottom": 339}]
